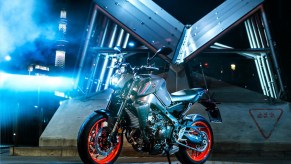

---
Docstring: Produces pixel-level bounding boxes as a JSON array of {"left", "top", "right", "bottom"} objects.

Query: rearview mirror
[
  {"left": 148, "top": 46, "right": 173, "bottom": 64},
  {"left": 156, "top": 46, "right": 173, "bottom": 56},
  {"left": 113, "top": 46, "right": 122, "bottom": 54}
]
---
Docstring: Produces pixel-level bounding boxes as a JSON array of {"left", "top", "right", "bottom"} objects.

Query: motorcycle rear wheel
[
  {"left": 77, "top": 113, "right": 123, "bottom": 164},
  {"left": 175, "top": 115, "right": 213, "bottom": 164}
]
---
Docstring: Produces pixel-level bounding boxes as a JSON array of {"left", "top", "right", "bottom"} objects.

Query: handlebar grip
[
  {"left": 133, "top": 65, "right": 159, "bottom": 74},
  {"left": 143, "top": 66, "right": 159, "bottom": 71},
  {"left": 149, "top": 67, "right": 159, "bottom": 71}
]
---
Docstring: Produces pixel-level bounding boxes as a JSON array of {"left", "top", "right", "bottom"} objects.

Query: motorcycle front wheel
[
  {"left": 175, "top": 115, "right": 213, "bottom": 164},
  {"left": 77, "top": 113, "right": 123, "bottom": 164}
]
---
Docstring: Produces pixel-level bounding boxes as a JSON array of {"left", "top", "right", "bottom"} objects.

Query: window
[
  {"left": 59, "top": 23, "right": 67, "bottom": 33},
  {"left": 60, "top": 10, "right": 66, "bottom": 19}
]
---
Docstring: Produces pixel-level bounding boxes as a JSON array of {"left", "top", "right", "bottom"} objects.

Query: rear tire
[
  {"left": 175, "top": 115, "right": 213, "bottom": 164},
  {"left": 77, "top": 113, "right": 123, "bottom": 164}
]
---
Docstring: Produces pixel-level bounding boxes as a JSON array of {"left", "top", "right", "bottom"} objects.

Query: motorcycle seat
[{"left": 170, "top": 88, "right": 205, "bottom": 102}]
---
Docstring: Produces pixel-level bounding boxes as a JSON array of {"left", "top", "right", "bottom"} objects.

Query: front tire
[
  {"left": 77, "top": 113, "right": 123, "bottom": 164},
  {"left": 175, "top": 115, "right": 213, "bottom": 164}
]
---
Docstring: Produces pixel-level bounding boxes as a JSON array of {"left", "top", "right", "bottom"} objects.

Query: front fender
[
  {"left": 94, "top": 109, "right": 118, "bottom": 128},
  {"left": 94, "top": 109, "right": 111, "bottom": 118}
]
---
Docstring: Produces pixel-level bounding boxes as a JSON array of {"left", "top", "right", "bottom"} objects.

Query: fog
[{"left": 0, "top": 0, "right": 57, "bottom": 65}]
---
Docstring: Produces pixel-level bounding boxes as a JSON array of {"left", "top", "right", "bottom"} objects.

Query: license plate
[{"left": 207, "top": 108, "right": 222, "bottom": 123}]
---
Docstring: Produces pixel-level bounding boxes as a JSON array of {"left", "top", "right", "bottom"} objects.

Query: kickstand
[{"left": 166, "top": 150, "right": 171, "bottom": 164}]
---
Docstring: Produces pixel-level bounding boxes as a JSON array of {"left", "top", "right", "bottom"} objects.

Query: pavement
[{"left": 2, "top": 147, "right": 291, "bottom": 164}]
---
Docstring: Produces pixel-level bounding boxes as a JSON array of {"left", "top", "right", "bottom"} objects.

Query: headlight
[
  {"left": 120, "top": 66, "right": 126, "bottom": 73},
  {"left": 110, "top": 73, "right": 121, "bottom": 87}
]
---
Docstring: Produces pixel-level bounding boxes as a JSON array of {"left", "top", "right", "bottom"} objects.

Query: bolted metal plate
[
  {"left": 94, "top": 0, "right": 184, "bottom": 58},
  {"left": 173, "top": 0, "right": 264, "bottom": 64}
]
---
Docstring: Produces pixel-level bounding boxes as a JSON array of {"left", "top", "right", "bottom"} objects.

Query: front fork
[{"left": 109, "top": 80, "right": 136, "bottom": 139}]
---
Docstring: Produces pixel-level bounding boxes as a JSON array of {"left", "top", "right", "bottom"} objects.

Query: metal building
[{"left": 72, "top": 0, "right": 284, "bottom": 101}]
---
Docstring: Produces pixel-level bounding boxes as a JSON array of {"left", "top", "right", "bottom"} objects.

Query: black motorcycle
[{"left": 77, "top": 46, "right": 222, "bottom": 164}]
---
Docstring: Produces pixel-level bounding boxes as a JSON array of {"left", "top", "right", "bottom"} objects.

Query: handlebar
[
  {"left": 112, "top": 60, "right": 159, "bottom": 75},
  {"left": 140, "top": 65, "right": 159, "bottom": 71},
  {"left": 133, "top": 65, "right": 159, "bottom": 74}
]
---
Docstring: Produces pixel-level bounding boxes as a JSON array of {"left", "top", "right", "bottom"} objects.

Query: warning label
[{"left": 249, "top": 108, "right": 283, "bottom": 139}]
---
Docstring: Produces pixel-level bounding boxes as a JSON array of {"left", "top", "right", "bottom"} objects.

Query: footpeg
[{"left": 169, "top": 145, "right": 179, "bottom": 155}]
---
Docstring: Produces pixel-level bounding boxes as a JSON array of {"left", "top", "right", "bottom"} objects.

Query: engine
[
  {"left": 125, "top": 108, "right": 173, "bottom": 154},
  {"left": 146, "top": 110, "right": 172, "bottom": 140}
]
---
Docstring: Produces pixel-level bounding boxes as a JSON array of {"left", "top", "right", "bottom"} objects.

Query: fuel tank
[{"left": 135, "top": 74, "right": 171, "bottom": 106}]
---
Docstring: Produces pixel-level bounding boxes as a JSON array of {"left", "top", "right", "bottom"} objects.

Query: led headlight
[
  {"left": 109, "top": 65, "right": 128, "bottom": 88},
  {"left": 120, "top": 65, "right": 126, "bottom": 73},
  {"left": 110, "top": 73, "right": 121, "bottom": 86}
]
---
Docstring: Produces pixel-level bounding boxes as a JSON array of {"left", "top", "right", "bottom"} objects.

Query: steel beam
[
  {"left": 173, "top": 0, "right": 264, "bottom": 64},
  {"left": 93, "top": 0, "right": 184, "bottom": 58},
  {"left": 74, "top": 5, "right": 98, "bottom": 90}
]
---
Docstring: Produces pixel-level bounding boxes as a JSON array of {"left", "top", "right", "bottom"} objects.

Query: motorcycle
[{"left": 77, "top": 46, "right": 222, "bottom": 164}]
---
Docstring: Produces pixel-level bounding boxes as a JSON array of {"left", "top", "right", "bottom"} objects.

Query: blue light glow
[
  {"left": 0, "top": 72, "right": 73, "bottom": 92},
  {"left": 0, "top": 0, "right": 56, "bottom": 59},
  {"left": 128, "top": 41, "right": 135, "bottom": 47},
  {"left": 96, "top": 55, "right": 109, "bottom": 91},
  {"left": 4, "top": 55, "right": 11, "bottom": 61}
]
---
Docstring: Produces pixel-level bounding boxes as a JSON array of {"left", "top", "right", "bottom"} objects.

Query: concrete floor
[{"left": 1, "top": 148, "right": 291, "bottom": 164}]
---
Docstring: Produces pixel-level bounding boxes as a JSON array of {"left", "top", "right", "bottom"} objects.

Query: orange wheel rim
[
  {"left": 186, "top": 121, "right": 212, "bottom": 162},
  {"left": 87, "top": 118, "right": 122, "bottom": 163}
]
